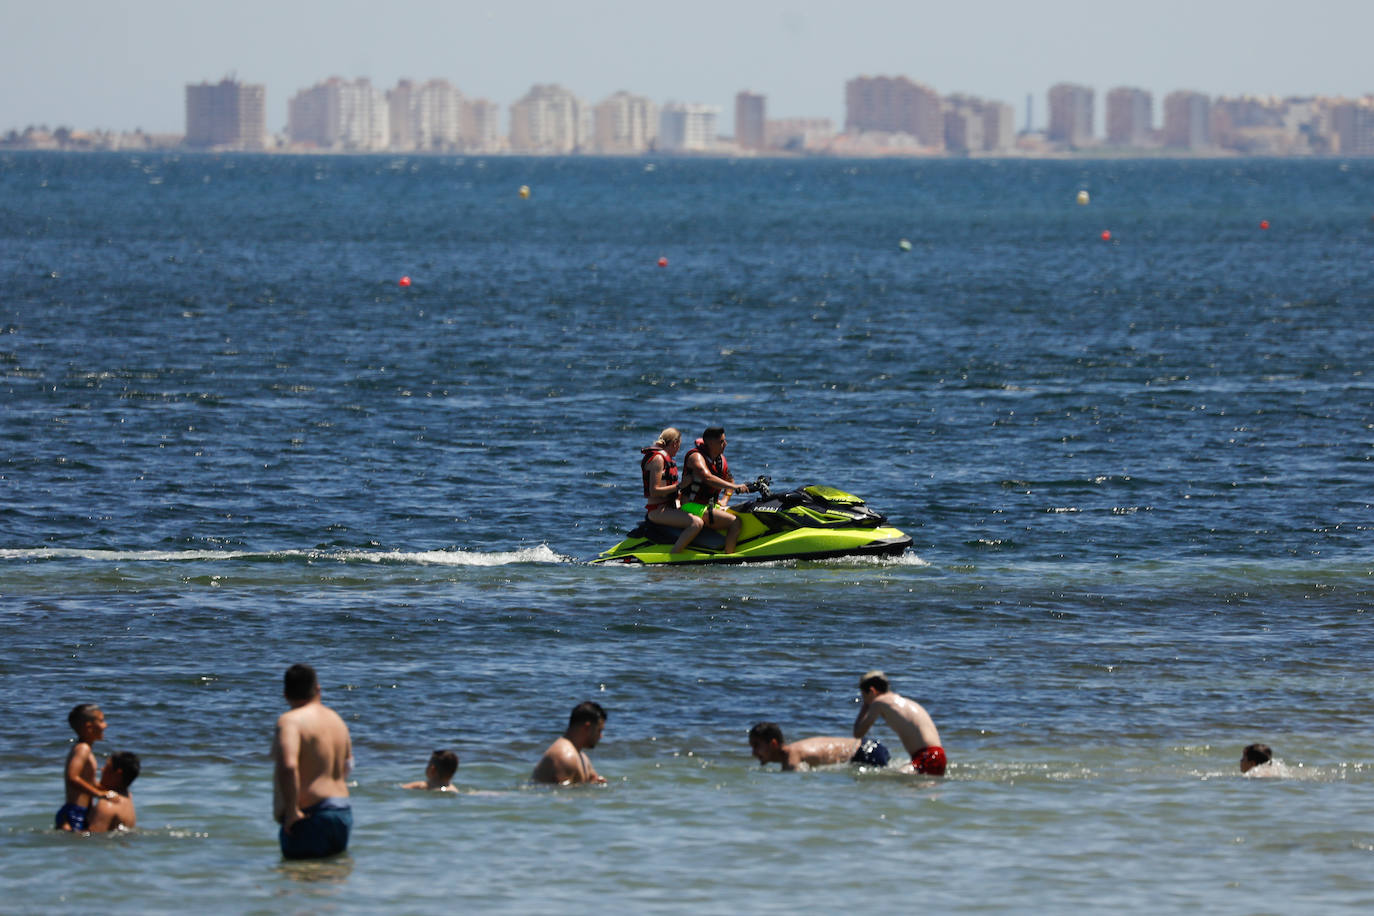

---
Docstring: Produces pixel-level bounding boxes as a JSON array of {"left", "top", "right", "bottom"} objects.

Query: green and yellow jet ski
[{"left": 590, "top": 482, "right": 911, "bottom": 565}]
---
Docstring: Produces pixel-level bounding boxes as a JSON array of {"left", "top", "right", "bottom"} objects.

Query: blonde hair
[{"left": 654, "top": 427, "right": 681, "bottom": 449}]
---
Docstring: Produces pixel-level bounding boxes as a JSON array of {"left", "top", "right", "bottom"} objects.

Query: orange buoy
[
  {"left": 657, "top": 257, "right": 668, "bottom": 268},
  {"left": 399, "top": 276, "right": 412, "bottom": 287},
  {"left": 1100, "top": 230, "right": 1111, "bottom": 241},
  {"left": 1259, "top": 219, "right": 1270, "bottom": 230}
]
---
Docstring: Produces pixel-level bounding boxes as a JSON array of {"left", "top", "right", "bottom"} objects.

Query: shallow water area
[{"left": 2, "top": 153, "right": 1373, "bottom": 912}]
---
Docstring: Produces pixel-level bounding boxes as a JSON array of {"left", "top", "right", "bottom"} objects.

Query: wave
[{"left": 0, "top": 544, "right": 572, "bottom": 566}]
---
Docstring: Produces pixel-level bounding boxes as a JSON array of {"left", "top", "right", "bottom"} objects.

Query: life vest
[
  {"left": 680, "top": 440, "right": 730, "bottom": 506},
  {"left": 641, "top": 447, "right": 679, "bottom": 511}
]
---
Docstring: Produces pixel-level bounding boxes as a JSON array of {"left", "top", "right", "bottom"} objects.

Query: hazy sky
[{"left": 4, "top": 0, "right": 1372, "bottom": 134}]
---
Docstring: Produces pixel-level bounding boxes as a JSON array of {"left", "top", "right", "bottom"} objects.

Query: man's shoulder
[{"left": 546, "top": 736, "right": 578, "bottom": 758}]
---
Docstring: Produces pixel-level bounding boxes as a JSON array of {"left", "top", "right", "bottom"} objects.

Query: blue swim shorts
[
  {"left": 279, "top": 797, "right": 352, "bottom": 859},
  {"left": 850, "top": 739, "right": 891, "bottom": 767}
]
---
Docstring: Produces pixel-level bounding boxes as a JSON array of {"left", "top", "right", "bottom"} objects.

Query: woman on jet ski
[{"left": 641, "top": 427, "right": 706, "bottom": 554}]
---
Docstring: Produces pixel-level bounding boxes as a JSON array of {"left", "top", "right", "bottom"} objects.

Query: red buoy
[
  {"left": 1259, "top": 219, "right": 1270, "bottom": 230},
  {"left": 1100, "top": 230, "right": 1111, "bottom": 241},
  {"left": 399, "top": 276, "right": 412, "bottom": 287},
  {"left": 657, "top": 257, "right": 668, "bottom": 268}
]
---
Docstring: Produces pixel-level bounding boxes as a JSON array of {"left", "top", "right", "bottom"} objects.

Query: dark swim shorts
[
  {"left": 850, "top": 739, "right": 891, "bottom": 767},
  {"left": 55, "top": 802, "right": 89, "bottom": 831},
  {"left": 912, "top": 745, "right": 947, "bottom": 776},
  {"left": 279, "top": 797, "right": 353, "bottom": 859}
]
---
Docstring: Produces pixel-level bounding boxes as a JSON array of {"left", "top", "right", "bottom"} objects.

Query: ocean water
[{"left": 1, "top": 152, "right": 1372, "bottom": 913}]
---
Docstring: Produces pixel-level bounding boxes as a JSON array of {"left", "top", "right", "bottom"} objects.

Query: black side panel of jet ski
[{"left": 629, "top": 519, "right": 727, "bottom": 550}]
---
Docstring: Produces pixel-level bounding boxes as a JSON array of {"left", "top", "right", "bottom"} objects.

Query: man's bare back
[
  {"left": 531, "top": 736, "right": 602, "bottom": 785},
  {"left": 273, "top": 700, "right": 352, "bottom": 822},
  {"left": 532, "top": 702, "right": 607, "bottom": 786},
  {"left": 854, "top": 687, "right": 941, "bottom": 756}
]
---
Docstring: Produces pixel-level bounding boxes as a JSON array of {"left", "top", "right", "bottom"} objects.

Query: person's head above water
[
  {"left": 427, "top": 749, "right": 459, "bottom": 783},
  {"left": 103, "top": 751, "right": 140, "bottom": 792},
  {"left": 569, "top": 701, "right": 607, "bottom": 729},
  {"left": 859, "top": 670, "right": 889, "bottom": 695},
  {"left": 283, "top": 663, "right": 320, "bottom": 702},
  {"left": 748, "top": 722, "right": 786, "bottom": 764},
  {"left": 1240, "top": 743, "right": 1273, "bottom": 773}
]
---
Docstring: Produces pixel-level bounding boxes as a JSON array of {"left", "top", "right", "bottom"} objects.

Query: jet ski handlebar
[{"left": 742, "top": 475, "right": 772, "bottom": 497}]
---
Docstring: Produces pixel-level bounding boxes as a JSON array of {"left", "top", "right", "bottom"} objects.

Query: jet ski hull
[{"left": 590, "top": 485, "right": 912, "bottom": 565}]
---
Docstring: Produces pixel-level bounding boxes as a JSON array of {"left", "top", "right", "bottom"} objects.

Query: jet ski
[{"left": 590, "top": 480, "right": 912, "bottom": 565}]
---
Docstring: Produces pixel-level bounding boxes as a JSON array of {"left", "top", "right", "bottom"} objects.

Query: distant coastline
[{"left": 0, "top": 129, "right": 1361, "bottom": 160}]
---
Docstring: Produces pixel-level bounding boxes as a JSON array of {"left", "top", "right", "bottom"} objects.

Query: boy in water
[
  {"left": 87, "top": 751, "right": 140, "bottom": 833},
  {"left": 1240, "top": 743, "right": 1275, "bottom": 775},
  {"left": 402, "top": 749, "right": 459, "bottom": 791},
  {"left": 56, "top": 703, "right": 117, "bottom": 831},
  {"left": 853, "top": 670, "right": 947, "bottom": 776},
  {"left": 748, "top": 722, "right": 890, "bottom": 771}
]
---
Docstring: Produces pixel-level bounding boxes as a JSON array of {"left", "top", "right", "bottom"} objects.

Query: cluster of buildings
[
  {"left": 6, "top": 74, "right": 1373, "bottom": 157},
  {"left": 1044, "top": 82, "right": 1374, "bottom": 156}
]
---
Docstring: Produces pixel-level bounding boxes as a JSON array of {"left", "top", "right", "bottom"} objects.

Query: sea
[{"left": 1, "top": 151, "right": 1372, "bottom": 913}]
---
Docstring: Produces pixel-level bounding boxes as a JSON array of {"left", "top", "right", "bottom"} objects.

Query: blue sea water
[{"left": 1, "top": 152, "right": 1372, "bottom": 913}]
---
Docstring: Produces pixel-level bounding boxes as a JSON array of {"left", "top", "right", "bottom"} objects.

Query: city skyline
[{"left": 4, "top": 0, "right": 1373, "bottom": 136}]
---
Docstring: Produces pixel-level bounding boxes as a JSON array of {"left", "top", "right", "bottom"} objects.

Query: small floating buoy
[
  {"left": 398, "top": 276, "right": 412, "bottom": 287},
  {"left": 1100, "top": 230, "right": 1111, "bottom": 241},
  {"left": 1259, "top": 219, "right": 1270, "bottom": 230},
  {"left": 518, "top": 185, "right": 530, "bottom": 199},
  {"left": 657, "top": 256, "right": 668, "bottom": 268},
  {"left": 898, "top": 238, "right": 912, "bottom": 251},
  {"left": 1076, "top": 190, "right": 1090, "bottom": 206}
]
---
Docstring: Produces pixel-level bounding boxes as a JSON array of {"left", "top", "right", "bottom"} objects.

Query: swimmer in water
[
  {"left": 56, "top": 703, "right": 115, "bottom": 832},
  {"left": 853, "top": 670, "right": 947, "bottom": 776},
  {"left": 402, "top": 749, "right": 459, "bottom": 791},
  {"left": 532, "top": 701, "right": 607, "bottom": 786},
  {"left": 86, "top": 751, "right": 140, "bottom": 833},
  {"left": 1240, "top": 743, "right": 1277, "bottom": 776},
  {"left": 748, "top": 722, "right": 890, "bottom": 771}
]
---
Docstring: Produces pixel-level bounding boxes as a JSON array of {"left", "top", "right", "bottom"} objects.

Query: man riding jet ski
[{"left": 598, "top": 426, "right": 910, "bottom": 565}]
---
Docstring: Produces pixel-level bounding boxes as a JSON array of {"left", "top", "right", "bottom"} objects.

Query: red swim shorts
[{"left": 912, "top": 745, "right": 946, "bottom": 776}]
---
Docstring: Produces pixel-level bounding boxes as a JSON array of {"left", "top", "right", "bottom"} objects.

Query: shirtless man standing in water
[
  {"left": 532, "top": 701, "right": 607, "bottom": 785},
  {"left": 852, "top": 670, "right": 947, "bottom": 776},
  {"left": 273, "top": 663, "right": 354, "bottom": 858}
]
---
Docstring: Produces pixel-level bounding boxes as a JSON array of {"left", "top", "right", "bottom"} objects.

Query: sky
[{"left": 4, "top": 0, "right": 1372, "bottom": 135}]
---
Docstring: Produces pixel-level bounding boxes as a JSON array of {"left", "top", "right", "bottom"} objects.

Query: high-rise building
[
  {"left": 1163, "top": 90, "right": 1211, "bottom": 149},
  {"left": 658, "top": 103, "right": 720, "bottom": 151},
  {"left": 185, "top": 78, "right": 266, "bottom": 150},
  {"left": 460, "top": 99, "right": 502, "bottom": 152},
  {"left": 981, "top": 101, "right": 1015, "bottom": 153},
  {"left": 735, "top": 91, "right": 766, "bottom": 150},
  {"left": 288, "top": 78, "right": 389, "bottom": 151},
  {"left": 1048, "top": 83, "right": 1094, "bottom": 147},
  {"left": 387, "top": 80, "right": 417, "bottom": 150},
  {"left": 593, "top": 91, "right": 657, "bottom": 154},
  {"left": 509, "top": 84, "right": 588, "bottom": 153},
  {"left": 1332, "top": 97, "right": 1374, "bottom": 155},
  {"left": 388, "top": 80, "right": 499, "bottom": 152},
  {"left": 944, "top": 107, "right": 983, "bottom": 154},
  {"left": 845, "top": 75, "right": 943, "bottom": 149},
  {"left": 1106, "top": 87, "right": 1152, "bottom": 146},
  {"left": 943, "top": 95, "right": 1015, "bottom": 154}
]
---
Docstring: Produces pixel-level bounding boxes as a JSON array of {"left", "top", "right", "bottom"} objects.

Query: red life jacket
[
  {"left": 681, "top": 440, "right": 730, "bottom": 506},
  {"left": 641, "top": 447, "right": 679, "bottom": 511}
]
